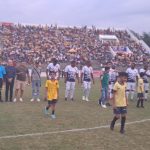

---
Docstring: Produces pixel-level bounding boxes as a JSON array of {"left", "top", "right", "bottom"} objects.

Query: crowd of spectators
[{"left": 0, "top": 24, "right": 149, "bottom": 68}]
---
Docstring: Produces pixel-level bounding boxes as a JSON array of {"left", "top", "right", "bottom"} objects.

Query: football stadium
[{"left": 0, "top": 0, "right": 150, "bottom": 150}]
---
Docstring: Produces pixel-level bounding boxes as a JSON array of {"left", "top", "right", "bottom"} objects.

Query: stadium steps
[{"left": 127, "top": 29, "right": 150, "bottom": 54}]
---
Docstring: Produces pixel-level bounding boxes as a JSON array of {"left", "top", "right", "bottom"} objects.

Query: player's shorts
[
  {"left": 113, "top": 107, "right": 127, "bottom": 115},
  {"left": 137, "top": 93, "right": 144, "bottom": 98},
  {"left": 83, "top": 81, "right": 91, "bottom": 89},
  {"left": 66, "top": 81, "right": 76, "bottom": 90},
  {"left": 48, "top": 99, "right": 58, "bottom": 105},
  {"left": 127, "top": 82, "right": 136, "bottom": 91},
  {"left": 109, "top": 82, "right": 115, "bottom": 93},
  {"left": 48, "top": 75, "right": 59, "bottom": 80},
  {"left": 15, "top": 80, "right": 26, "bottom": 90}
]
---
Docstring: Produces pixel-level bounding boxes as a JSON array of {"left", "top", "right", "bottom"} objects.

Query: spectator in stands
[{"left": 1, "top": 24, "right": 149, "bottom": 67}]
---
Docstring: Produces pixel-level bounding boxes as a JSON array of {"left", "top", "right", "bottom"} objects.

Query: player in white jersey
[
  {"left": 46, "top": 58, "right": 60, "bottom": 80},
  {"left": 139, "top": 65, "right": 150, "bottom": 101},
  {"left": 126, "top": 63, "right": 139, "bottom": 100},
  {"left": 109, "top": 65, "right": 118, "bottom": 99},
  {"left": 81, "top": 61, "right": 95, "bottom": 102},
  {"left": 64, "top": 61, "right": 79, "bottom": 101}
]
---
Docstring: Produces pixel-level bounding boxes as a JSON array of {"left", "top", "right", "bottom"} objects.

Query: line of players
[
  {"left": 46, "top": 59, "right": 94, "bottom": 102},
  {"left": 46, "top": 58, "right": 150, "bottom": 105}
]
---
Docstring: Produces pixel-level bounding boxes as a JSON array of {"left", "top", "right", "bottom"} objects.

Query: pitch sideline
[{"left": 0, "top": 118, "right": 150, "bottom": 140}]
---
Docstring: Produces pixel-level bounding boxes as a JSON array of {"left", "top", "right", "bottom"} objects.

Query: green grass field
[{"left": 0, "top": 79, "right": 150, "bottom": 150}]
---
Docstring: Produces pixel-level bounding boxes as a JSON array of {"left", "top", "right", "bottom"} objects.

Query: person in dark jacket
[{"left": 5, "top": 60, "right": 16, "bottom": 102}]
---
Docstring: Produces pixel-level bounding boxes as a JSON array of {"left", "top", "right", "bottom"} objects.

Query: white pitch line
[{"left": 0, "top": 118, "right": 150, "bottom": 140}]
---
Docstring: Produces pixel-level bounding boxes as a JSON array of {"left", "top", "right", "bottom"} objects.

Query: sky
[{"left": 0, "top": 0, "right": 150, "bottom": 33}]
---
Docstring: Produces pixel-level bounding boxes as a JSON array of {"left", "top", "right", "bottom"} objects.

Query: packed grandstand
[{"left": 0, "top": 22, "right": 150, "bottom": 68}]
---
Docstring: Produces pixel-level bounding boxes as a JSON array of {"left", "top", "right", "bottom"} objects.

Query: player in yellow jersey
[
  {"left": 110, "top": 72, "right": 128, "bottom": 134},
  {"left": 44, "top": 72, "right": 59, "bottom": 119},
  {"left": 137, "top": 72, "right": 144, "bottom": 108}
]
